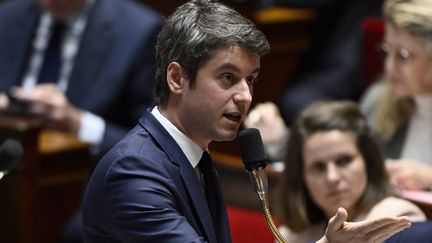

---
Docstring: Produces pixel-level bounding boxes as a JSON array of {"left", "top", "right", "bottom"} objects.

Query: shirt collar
[{"left": 151, "top": 107, "right": 204, "bottom": 169}]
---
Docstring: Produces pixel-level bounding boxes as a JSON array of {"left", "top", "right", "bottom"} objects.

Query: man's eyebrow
[{"left": 215, "top": 63, "right": 260, "bottom": 75}]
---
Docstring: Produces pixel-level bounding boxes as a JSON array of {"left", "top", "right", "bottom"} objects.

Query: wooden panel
[{"left": 0, "top": 116, "right": 90, "bottom": 243}]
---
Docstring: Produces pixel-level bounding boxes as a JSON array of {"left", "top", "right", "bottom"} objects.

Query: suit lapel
[{"left": 140, "top": 111, "right": 218, "bottom": 243}]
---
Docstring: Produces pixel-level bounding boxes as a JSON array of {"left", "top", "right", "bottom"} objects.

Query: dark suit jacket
[
  {"left": 0, "top": 0, "right": 162, "bottom": 158},
  {"left": 385, "top": 222, "right": 432, "bottom": 243},
  {"left": 83, "top": 110, "right": 232, "bottom": 243}
]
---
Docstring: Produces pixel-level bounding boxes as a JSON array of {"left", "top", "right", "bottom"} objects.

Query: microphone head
[
  {"left": 238, "top": 128, "right": 267, "bottom": 171},
  {"left": 0, "top": 139, "right": 23, "bottom": 173}
]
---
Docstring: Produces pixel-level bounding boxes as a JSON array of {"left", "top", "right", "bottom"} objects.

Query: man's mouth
[{"left": 224, "top": 112, "right": 242, "bottom": 122}]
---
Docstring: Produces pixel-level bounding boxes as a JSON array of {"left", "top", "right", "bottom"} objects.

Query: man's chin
[{"left": 213, "top": 130, "right": 238, "bottom": 142}]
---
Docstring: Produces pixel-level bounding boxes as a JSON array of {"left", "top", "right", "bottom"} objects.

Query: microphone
[
  {"left": 0, "top": 139, "right": 23, "bottom": 180},
  {"left": 238, "top": 128, "right": 269, "bottom": 200},
  {"left": 238, "top": 128, "right": 287, "bottom": 243}
]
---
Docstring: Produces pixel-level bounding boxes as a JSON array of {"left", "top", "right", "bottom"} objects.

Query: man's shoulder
[
  {"left": 0, "top": 0, "right": 36, "bottom": 21},
  {"left": 96, "top": 0, "right": 161, "bottom": 25}
]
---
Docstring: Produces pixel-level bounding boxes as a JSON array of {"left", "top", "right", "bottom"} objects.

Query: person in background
[
  {"left": 0, "top": 0, "right": 161, "bottom": 160},
  {"left": 82, "top": 1, "right": 411, "bottom": 242},
  {"left": 275, "top": 100, "right": 425, "bottom": 243},
  {"left": 0, "top": 0, "right": 162, "bottom": 242},
  {"left": 261, "top": 0, "right": 383, "bottom": 125},
  {"left": 360, "top": 0, "right": 432, "bottom": 191},
  {"left": 244, "top": 101, "right": 289, "bottom": 161},
  {"left": 246, "top": 0, "right": 432, "bottom": 192}
]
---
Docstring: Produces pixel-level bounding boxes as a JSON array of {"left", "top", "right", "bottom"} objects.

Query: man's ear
[{"left": 166, "top": 62, "right": 187, "bottom": 94}]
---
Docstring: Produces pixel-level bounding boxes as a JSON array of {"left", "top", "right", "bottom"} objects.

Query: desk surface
[{"left": 0, "top": 115, "right": 88, "bottom": 154}]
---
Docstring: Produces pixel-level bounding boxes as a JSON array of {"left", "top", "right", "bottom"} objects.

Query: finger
[
  {"left": 247, "top": 110, "right": 261, "bottom": 124},
  {"left": 260, "top": 102, "right": 278, "bottom": 115},
  {"left": 366, "top": 218, "right": 411, "bottom": 242},
  {"left": 385, "top": 162, "right": 400, "bottom": 173},
  {"left": 12, "top": 85, "right": 58, "bottom": 102},
  {"left": 372, "top": 222, "right": 411, "bottom": 243},
  {"left": 328, "top": 207, "right": 348, "bottom": 232},
  {"left": 26, "top": 100, "right": 53, "bottom": 116},
  {"left": 354, "top": 216, "right": 409, "bottom": 236},
  {"left": 0, "top": 93, "right": 9, "bottom": 109}
]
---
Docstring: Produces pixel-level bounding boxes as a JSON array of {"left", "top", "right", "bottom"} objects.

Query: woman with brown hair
[{"left": 275, "top": 101, "right": 425, "bottom": 243}]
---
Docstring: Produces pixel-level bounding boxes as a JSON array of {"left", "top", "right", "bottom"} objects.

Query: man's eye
[
  {"left": 222, "top": 73, "right": 234, "bottom": 82},
  {"left": 246, "top": 76, "right": 257, "bottom": 86}
]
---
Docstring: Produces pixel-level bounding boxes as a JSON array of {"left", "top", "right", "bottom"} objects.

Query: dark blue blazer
[
  {"left": 0, "top": 0, "right": 162, "bottom": 156},
  {"left": 83, "top": 110, "right": 232, "bottom": 243},
  {"left": 385, "top": 221, "right": 432, "bottom": 243}
]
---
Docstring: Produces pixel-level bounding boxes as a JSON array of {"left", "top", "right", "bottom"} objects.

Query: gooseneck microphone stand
[{"left": 238, "top": 128, "right": 287, "bottom": 243}]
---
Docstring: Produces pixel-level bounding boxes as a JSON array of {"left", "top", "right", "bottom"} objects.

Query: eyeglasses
[{"left": 380, "top": 42, "right": 414, "bottom": 63}]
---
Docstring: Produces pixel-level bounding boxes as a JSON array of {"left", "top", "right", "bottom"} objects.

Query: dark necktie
[
  {"left": 198, "top": 151, "right": 220, "bottom": 239},
  {"left": 38, "top": 21, "right": 66, "bottom": 84}
]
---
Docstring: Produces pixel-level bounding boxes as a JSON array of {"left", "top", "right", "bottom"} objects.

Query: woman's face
[
  {"left": 303, "top": 130, "right": 367, "bottom": 219},
  {"left": 383, "top": 24, "right": 432, "bottom": 98}
]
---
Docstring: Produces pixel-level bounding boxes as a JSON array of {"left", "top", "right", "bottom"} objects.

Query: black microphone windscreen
[
  {"left": 238, "top": 128, "right": 267, "bottom": 171},
  {"left": 0, "top": 139, "right": 23, "bottom": 172}
]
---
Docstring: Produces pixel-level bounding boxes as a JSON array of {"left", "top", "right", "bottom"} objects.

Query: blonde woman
[{"left": 361, "top": 0, "right": 432, "bottom": 190}]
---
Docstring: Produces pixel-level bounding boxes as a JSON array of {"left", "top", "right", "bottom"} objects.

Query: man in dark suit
[
  {"left": 82, "top": 0, "right": 269, "bottom": 241},
  {"left": 0, "top": 0, "right": 161, "bottom": 242},
  {"left": 82, "top": 1, "right": 411, "bottom": 242},
  {"left": 0, "top": 0, "right": 162, "bottom": 158}
]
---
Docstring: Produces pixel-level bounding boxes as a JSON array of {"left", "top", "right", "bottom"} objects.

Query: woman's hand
[
  {"left": 386, "top": 159, "right": 432, "bottom": 190},
  {"left": 317, "top": 207, "right": 411, "bottom": 243}
]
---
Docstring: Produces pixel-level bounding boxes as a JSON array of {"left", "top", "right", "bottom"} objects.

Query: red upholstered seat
[
  {"left": 227, "top": 206, "right": 278, "bottom": 243},
  {"left": 362, "top": 17, "right": 385, "bottom": 87}
]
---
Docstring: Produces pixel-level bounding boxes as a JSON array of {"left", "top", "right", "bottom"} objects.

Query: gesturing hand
[{"left": 317, "top": 207, "right": 411, "bottom": 243}]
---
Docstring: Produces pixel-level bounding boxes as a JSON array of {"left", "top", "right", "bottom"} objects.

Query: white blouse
[{"left": 401, "top": 95, "right": 432, "bottom": 165}]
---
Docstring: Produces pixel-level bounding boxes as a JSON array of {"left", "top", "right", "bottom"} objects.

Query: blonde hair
[
  {"left": 371, "top": 80, "right": 414, "bottom": 139},
  {"left": 371, "top": 0, "right": 432, "bottom": 139},
  {"left": 384, "top": 0, "right": 432, "bottom": 52}
]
